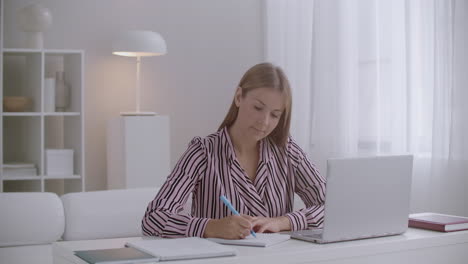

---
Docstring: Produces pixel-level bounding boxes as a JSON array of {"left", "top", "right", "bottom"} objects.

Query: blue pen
[{"left": 220, "top": 195, "right": 257, "bottom": 238}]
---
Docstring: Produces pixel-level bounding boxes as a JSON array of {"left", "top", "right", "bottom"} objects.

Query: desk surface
[{"left": 53, "top": 228, "right": 468, "bottom": 264}]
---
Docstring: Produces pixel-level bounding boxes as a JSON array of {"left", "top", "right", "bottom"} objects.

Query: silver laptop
[{"left": 290, "top": 155, "right": 413, "bottom": 244}]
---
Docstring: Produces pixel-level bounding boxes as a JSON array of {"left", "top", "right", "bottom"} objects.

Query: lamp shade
[{"left": 112, "top": 30, "right": 167, "bottom": 57}]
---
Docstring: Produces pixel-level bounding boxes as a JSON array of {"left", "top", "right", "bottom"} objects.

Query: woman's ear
[{"left": 234, "top": 86, "right": 243, "bottom": 107}]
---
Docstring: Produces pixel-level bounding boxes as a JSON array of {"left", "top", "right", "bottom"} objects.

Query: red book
[{"left": 409, "top": 213, "right": 468, "bottom": 232}]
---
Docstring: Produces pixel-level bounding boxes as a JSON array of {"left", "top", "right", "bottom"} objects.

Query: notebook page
[
  {"left": 126, "top": 237, "right": 237, "bottom": 261},
  {"left": 208, "top": 233, "right": 290, "bottom": 247}
]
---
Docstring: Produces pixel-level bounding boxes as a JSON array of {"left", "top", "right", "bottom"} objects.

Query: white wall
[{"left": 3, "top": 0, "right": 264, "bottom": 191}]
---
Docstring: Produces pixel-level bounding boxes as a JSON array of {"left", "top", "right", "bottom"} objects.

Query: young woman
[{"left": 142, "top": 63, "right": 325, "bottom": 239}]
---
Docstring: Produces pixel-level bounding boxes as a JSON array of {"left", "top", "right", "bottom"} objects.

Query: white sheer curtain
[
  {"left": 430, "top": 0, "right": 468, "bottom": 215},
  {"left": 265, "top": 0, "right": 468, "bottom": 215}
]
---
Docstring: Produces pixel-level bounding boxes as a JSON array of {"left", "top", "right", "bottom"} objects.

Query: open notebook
[
  {"left": 125, "top": 237, "right": 237, "bottom": 261},
  {"left": 208, "top": 233, "right": 290, "bottom": 247}
]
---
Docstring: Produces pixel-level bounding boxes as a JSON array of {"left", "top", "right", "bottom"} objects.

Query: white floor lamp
[{"left": 112, "top": 30, "right": 167, "bottom": 116}]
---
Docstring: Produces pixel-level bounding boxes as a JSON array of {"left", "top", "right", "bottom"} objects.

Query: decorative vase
[
  {"left": 55, "top": 72, "right": 70, "bottom": 112},
  {"left": 44, "top": 78, "right": 55, "bottom": 112},
  {"left": 17, "top": 3, "right": 52, "bottom": 49}
]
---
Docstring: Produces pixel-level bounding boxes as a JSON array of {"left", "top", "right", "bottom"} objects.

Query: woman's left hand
[{"left": 251, "top": 216, "right": 291, "bottom": 233}]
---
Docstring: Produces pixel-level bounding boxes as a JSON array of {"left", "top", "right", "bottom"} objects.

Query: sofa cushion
[
  {"left": 61, "top": 188, "right": 159, "bottom": 241},
  {"left": 0, "top": 192, "right": 64, "bottom": 247}
]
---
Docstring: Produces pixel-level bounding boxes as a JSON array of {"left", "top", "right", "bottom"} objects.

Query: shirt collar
[{"left": 221, "top": 127, "right": 236, "bottom": 161}]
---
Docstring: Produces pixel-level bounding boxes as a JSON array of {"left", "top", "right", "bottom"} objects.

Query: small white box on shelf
[{"left": 45, "top": 149, "right": 74, "bottom": 176}]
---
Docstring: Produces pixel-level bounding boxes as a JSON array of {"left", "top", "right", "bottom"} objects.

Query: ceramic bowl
[{"left": 3, "top": 96, "right": 32, "bottom": 112}]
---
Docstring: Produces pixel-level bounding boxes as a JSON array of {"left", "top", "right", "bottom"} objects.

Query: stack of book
[
  {"left": 3, "top": 163, "right": 37, "bottom": 177},
  {"left": 409, "top": 212, "right": 468, "bottom": 232}
]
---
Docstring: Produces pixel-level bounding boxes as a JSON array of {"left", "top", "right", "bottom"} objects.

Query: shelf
[
  {"left": 44, "top": 49, "right": 83, "bottom": 55},
  {"left": 44, "top": 112, "right": 81, "bottom": 116},
  {"left": 0, "top": 112, "right": 80, "bottom": 116},
  {"left": 2, "top": 48, "right": 42, "bottom": 54},
  {"left": 44, "top": 53, "right": 83, "bottom": 113},
  {"left": 3, "top": 116, "right": 42, "bottom": 178},
  {"left": 44, "top": 175, "right": 81, "bottom": 179},
  {"left": 3, "top": 48, "right": 83, "bottom": 54},
  {"left": 3, "top": 176, "right": 41, "bottom": 181},
  {"left": 2, "top": 175, "right": 81, "bottom": 180},
  {"left": 1, "top": 42, "right": 85, "bottom": 193},
  {"left": 2, "top": 112, "right": 42, "bottom": 116},
  {"left": 3, "top": 51, "right": 42, "bottom": 112}
]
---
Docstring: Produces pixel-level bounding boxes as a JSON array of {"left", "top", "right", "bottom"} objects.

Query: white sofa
[
  {"left": 0, "top": 188, "right": 160, "bottom": 264},
  {"left": 0, "top": 188, "right": 301, "bottom": 264}
]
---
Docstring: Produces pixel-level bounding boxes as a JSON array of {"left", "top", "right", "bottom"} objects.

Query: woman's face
[{"left": 234, "top": 87, "right": 285, "bottom": 141}]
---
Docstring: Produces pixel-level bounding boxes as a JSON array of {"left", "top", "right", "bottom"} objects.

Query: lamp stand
[{"left": 120, "top": 56, "right": 156, "bottom": 116}]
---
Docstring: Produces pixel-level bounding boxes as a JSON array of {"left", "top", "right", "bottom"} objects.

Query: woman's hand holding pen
[{"left": 203, "top": 215, "right": 253, "bottom": 239}]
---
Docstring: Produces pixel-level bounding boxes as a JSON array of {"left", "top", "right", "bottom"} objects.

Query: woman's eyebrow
[
  {"left": 255, "top": 99, "right": 283, "bottom": 112},
  {"left": 255, "top": 99, "right": 266, "bottom": 106}
]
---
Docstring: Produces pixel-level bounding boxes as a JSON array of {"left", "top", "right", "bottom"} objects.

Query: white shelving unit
[{"left": 0, "top": 1, "right": 85, "bottom": 194}]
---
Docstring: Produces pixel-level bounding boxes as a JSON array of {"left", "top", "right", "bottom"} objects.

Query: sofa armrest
[{"left": 0, "top": 192, "right": 64, "bottom": 247}]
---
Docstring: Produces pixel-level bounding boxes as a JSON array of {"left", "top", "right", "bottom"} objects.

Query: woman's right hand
[{"left": 203, "top": 215, "right": 253, "bottom": 239}]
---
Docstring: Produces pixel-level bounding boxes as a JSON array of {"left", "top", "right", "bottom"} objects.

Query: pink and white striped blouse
[{"left": 142, "top": 127, "right": 326, "bottom": 238}]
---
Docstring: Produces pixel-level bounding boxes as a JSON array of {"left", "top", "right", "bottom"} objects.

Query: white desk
[{"left": 53, "top": 228, "right": 468, "bottom": 264}]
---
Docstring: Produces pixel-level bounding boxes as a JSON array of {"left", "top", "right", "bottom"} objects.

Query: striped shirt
[{"left": 142, "top": 127, "right": 326, "bottom": 238}]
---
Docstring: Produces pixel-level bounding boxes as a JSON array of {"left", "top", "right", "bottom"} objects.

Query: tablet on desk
[{"left": 74, "top": 247, "right": 159, "bottom": 264}]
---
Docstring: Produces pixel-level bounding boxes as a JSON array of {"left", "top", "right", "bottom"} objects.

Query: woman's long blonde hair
[{"left": 218, "top": 62, "right": 292, "bottom": 147}]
